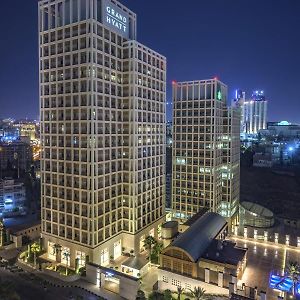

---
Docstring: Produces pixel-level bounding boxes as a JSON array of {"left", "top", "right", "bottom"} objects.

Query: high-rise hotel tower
[
  {"left": 172, "top": 79, "right": 239, "bottom": 223},
  {"left": 39, "top": 0, "right": 166, "bottom": 267},
  {"left": 234, "top": 90, "right": 268, "bottom": 135}
]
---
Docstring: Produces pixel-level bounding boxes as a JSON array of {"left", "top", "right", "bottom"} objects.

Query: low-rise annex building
[{"left": 158, "top": 212, "right": 247, "bottom": 294}]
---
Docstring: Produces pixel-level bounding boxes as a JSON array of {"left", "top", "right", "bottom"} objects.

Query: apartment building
[
  {"left": 39, "top": 0, "right": 166, "bottom": 267},
  {"left": 172, "top": 79, "right": 239, "bottom": 223},
  {"left": 0, "top": 178, "right": 26, "bottom": 217}
]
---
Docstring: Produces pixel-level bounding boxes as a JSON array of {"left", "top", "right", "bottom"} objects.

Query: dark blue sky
[{"left": 0, "top": 0, "right": 300, "bottom": 123}]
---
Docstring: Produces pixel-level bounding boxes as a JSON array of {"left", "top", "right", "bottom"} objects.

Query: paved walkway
[{"left": 230, "top": 236, "right": 300, "bottom": 300}]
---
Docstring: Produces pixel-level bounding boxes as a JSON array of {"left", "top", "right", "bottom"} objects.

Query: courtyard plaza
[{"left": 230, "top": 236, "right": 300, "bottom": 300}]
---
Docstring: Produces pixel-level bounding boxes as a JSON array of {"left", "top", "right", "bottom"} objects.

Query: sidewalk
[{"left": 17, "top": 260, "right": 123, "bottom": 300}]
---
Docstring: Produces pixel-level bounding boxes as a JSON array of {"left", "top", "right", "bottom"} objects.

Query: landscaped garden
[{"left": 143, "top": 235, "right": 164, "bottom": 265}]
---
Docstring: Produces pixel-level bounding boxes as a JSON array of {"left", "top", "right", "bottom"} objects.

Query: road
[{"left": 0, "top": 267, "right": 99, "bottom": 300}]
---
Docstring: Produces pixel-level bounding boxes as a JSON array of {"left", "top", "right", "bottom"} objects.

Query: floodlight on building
[
  {"left": 254, "top": 229, "right": 258, "bottom": 240},
  {"left": 264, "top": 231, "right": 268, "bottom": 242},
  {"left": 274, "top": 233, "right": 279, "bottom": 244},
  {"left": 286, "top": 235, "right": 290, "bottom": 246},
  {"left": 244, "top": 227, "right": 248, "bottom": 238}
]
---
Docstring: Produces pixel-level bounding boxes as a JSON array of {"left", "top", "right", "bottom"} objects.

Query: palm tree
[
  {"left": 152, "top": 242, "right": 164, "bottom": 264},
  {"left": 53, "top": 243, "right": 62, "bottom": 257},
  {"left": 52, "top": 243, "right": 62, "bottom": 269},
  {"left": 0, "top": 219, "right": 4, "bottom": 247},
  {"left": 153, "top": 242, "right": 163, "bottom": 255},
  {"left": 136, "top": 289, "right": 146, "bottom": 300},
  {"left": 143, "top": 235, "right": 156, "bottom": 263},
  {"left": 177, "top": 286, "right": 184, "bottom": 300},
  {"left": 31, "top": 242, "right": 40, "bottom": 268},
  {"left": 62, "top": 250, "right": 71, "bottom": 275},
  {"left": 286, "top": 261, "right": 300, "bottom": 295},
  {"left": 189, "top": 287, "right": 206, "bottom": 300}
]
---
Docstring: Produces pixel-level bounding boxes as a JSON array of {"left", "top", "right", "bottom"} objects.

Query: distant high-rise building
[
  {"left": 234, "top": 90, "right": 268, "bottom": 135},
  {"left": 39, "top": 0, "right": 166, "bottom": 267},
  {"left": 19, "top": 123, "right": 37, "bottom": 141},
  {"left": 172, "top": 79, "right": 240, "bottom": 223},
  {"left": 0, "top": 140, "right": 32, "bottom": 176},
  {"left": 0, "top": 178, "right": 26, "bottom": 217}
]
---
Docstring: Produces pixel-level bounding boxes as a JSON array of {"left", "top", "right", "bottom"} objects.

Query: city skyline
[
  {"left": 0, "top": 0, "right": 300, "bottom": 123},
  {"left": 0, "top": 1, "right": 300, "bottom": 299}
]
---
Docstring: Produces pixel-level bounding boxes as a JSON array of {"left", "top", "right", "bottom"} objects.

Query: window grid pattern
[
  {"left": 39, "top": 1, "right": 166, "bottom": 249},
  {"left": 171, "top": 80, "right": 239, "bottom": 219}
]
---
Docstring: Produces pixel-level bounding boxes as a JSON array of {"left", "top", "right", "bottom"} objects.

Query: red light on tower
[
  {"left": 214, "top": 76, "right": 218, "bottom": 80},
  {"left": 172, "top": 80, "right": 177, "bottom": 85}
]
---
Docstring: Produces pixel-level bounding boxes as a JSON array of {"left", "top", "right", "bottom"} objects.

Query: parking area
[{"left": 231, "top": 237, "right": 300, "bottom": 300}]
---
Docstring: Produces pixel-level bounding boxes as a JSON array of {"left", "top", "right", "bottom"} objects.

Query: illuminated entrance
[{"left": 103, "top": 271, "right": 120, "bottom": 294}]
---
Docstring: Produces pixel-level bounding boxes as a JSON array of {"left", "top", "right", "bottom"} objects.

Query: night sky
[{"left": 0, "top": 0, "right": 300, "bottom": 123}]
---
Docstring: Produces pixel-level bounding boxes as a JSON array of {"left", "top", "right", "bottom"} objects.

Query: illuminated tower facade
[
  {"left": 39, "top": 0, "right": 166, "bottom": 267},
  {"left": 172, "top": 79, "right": 239, "bottom": 222},
  {"left": 235, "top": 90, "right": 267, "bottom": 135}
]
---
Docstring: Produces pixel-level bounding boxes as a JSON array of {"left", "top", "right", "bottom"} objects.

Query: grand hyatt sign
[{"left": 102, "top": 0, "right": 130, "bottom": 39}]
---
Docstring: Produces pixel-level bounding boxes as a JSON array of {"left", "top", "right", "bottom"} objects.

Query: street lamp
[{"left": 288, "top": 146, "right": 294, "bottom": 164}]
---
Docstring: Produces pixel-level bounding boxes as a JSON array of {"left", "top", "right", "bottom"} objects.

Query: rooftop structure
[
  {"left": 171, "top": 212, "right": 227, "bottom": 262},
  {"left": 240, "top": 201, "right": 274, "bottom": 228}
]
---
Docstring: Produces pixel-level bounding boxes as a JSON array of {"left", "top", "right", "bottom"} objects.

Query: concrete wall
[
  {"left": 119, "top": 276, "right": 140, "bottom": 300},
  {"left": 43, "top": 268, "right": 80, "bottom": 282},
  {"left": 9, "top": 223, "right": 41, "bottom": 248},
  {"left": 235, "top": 226, "right": 300, "bottom": 248},
  {"left": 158, "top": 268, "right": 229, "bottom": 295}
]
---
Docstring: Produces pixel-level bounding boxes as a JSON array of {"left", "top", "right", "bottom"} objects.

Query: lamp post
[
  {"left": 0, "top": 219, "right": 4, "bottom": 247},
  {"left": 0, "top": 147, "right": 2, "bottom": 179},
  {"left": 288, "top": 146, "right": 294, "bottom": 164}
]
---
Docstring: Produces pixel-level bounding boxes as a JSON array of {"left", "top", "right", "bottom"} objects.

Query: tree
[
  {"left": 136, "top": 289, "right": 146, "bottom": 300},
  {"left": 151, "top": 242, "right": 164, "bottom": 264},
  {"left": 189, "top": 287, "right": 206, "bottom": 300},
  {"left": 53, "top": 243, "right": 62, "bottom": 268},
  {"left": 75, "top": 257, "right": 80, "bottom": 274},
  {"left": 163, "top": 289, "right": 173, "bottom": 300},
  {"left": 62, "top": 250, "right": 71, "bottom": 275},
  {"left": 30, "top": 242, "right": 40, "bottom": 268},
  {"left": 286, "top": 261, "right": 300, "bottom": 295},
  {"left": 148, "top": 291, "right": 164, "bottom": 300},
  {"left": 177, "top": 286, "right": 184, "bottom": 300},
  {"left": 153, "top": 242, "right": 163, "bottom": 255},
  {"left": 143, "top": 235, "right": 156, "bottom": 263}
]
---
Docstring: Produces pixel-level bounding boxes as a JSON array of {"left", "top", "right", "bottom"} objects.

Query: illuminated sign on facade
[{"left": 102, "top": 0, "right": 130, "bottom": 39}]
